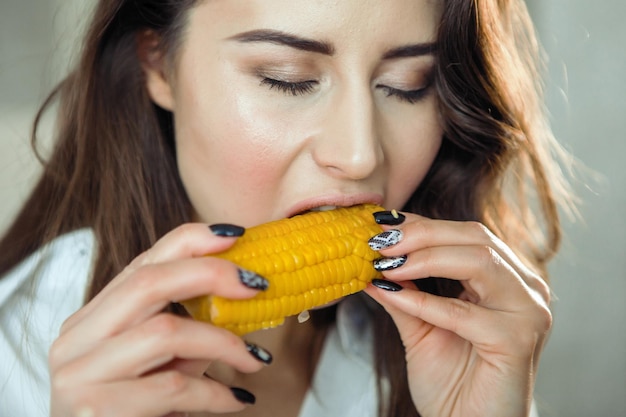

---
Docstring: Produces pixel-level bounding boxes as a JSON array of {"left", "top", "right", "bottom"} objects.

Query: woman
[{"left": 0, "top": 0, "right": 574, "bottom": 416}]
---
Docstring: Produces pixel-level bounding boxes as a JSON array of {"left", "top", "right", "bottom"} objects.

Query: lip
[{"left": 286, "top": 193, "right": 384, "bottom": 218}]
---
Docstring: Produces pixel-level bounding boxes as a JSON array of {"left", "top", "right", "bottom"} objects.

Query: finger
[
  {"left": 364, "top": 285, "right": 431, "bottom": 343},
  {"left": 130, "top": 223, "right": 245, "bottom": 271},
  {"left": 368, "top": 282, "right": 553, "bottom": 370},
  {"left": 378, "top": 245, "right": 529, "bottom": 309},
  {"left": 97, "top": 257, "right": 264, "bottom": 327},
  {"left": 55, "top": 314, "right": 265, "bottom": 384},
  {"left": 365, "top": 284, "right": 506, "bottom": 349},
  {"left": 165, "top": 358, "right": 212, "bottom": 378},
  {"left": 52, "top": 257, "right": 266, "bottom": 367},
  {"left": 378, "top": 217, "right": 546, "bottom": 293},
  {"left": 63, "top": 223, "right": 242, "bottom": 333},
  {"left": 59, "top": 371, "right": 253, "bottom": 417},
  {"left": 364, "top": 286, "right": 477, "bottom": 370}
]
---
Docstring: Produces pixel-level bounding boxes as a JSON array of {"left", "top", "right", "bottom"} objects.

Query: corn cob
[{"left": 181, "top": 204, "right": 385, "bottom": 335}]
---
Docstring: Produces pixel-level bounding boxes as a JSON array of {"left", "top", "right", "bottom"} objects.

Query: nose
[{"left": 311, "top": 81, "right": 383, "bottom": 180}]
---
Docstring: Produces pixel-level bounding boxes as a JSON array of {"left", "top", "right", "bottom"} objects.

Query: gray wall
[
  {"left": 1, "top": 1, "right": 624, "bottom": 416},
  {"left": 527, "top": 1, "right": 626, "bottom": 416},
  {"left": 0, "top": 0, "right": 90, "bottom": 227}
]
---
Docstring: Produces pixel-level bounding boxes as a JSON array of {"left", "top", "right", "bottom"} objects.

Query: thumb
[{"left": 364, "top": 284, "right": 433, "bottom": 351}]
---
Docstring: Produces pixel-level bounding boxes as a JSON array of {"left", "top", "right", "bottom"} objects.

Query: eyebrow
[
  {"left": 228, "top": 29, "right": 437, "bottom": 59},
  {"left": 382, "top": 43, "right": 437, "bottom": 60},
  {"left": 229, "top": 29, "right": 335, "bottom": 55}
]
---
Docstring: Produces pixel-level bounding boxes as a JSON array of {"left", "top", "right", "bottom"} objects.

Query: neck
[
  {"left": 248, "top": 316, "right": 316, "bottom": 359},
  {"left": 205, "top": 315, "right": 323, "bottom": 385}
]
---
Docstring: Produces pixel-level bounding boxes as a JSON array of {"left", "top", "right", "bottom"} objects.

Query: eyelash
[
  {"left": 377, "top": 85, "right": 431, "bottom": 104},
  {"left": 260, "top": 77, "right": 432, "bottom": 104},
  {"left": 260, "top": 78, "right": 318, "bottom": 96}
]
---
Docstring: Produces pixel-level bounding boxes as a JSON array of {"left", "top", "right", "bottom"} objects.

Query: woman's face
[{"left": 146, "top": 0, "right": 444, "bottom": 227}]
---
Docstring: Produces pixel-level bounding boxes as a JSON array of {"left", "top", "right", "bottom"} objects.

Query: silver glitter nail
[
  {"left": 373, "top": 255, "right": 408, "bottom": 271},
  {"left": 238, "top": 268, "right": 269, "bottom": 290},
  {"left": 368, "top": 229, "right": 403, "bottom": 250},
  {"left": 246, "top": 342, "right": 273, "bottom": 365}
]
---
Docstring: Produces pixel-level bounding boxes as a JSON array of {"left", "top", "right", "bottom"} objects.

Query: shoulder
[
  {"left": 0, "top": 228, "right": 96, "bottom": 309},
  {"left": 0, "top": 229, "right": 96, "bottom": 416}
]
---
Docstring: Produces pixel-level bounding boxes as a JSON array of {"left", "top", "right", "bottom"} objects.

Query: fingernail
[
  {"left": 373, "top": 255, "right": 407, "bottom": 271},
  {"left": 231, "top": 387, "right": 256, "bottom": 405},
  {"left": 246, "top": 342, "right": 273, "bottom": 365},
  {"left": 238, "top": 268, "right": 269, "bottom": 291},
  {"left": 372, "top": 279, "right": 403, "bottom": 292},
  {"left": 373, "top": 210, "right": 406, "bottom": 225},
  {"left": 368, "top": 229, "right": 403, "bottom": 250},
  {"left": 209, "top": 224, "right": 245, "bottom": 237}
]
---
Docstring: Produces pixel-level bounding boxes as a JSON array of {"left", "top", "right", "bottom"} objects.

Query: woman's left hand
[{"left": 364, "top": 212, "right": 552, "bottom": 417}]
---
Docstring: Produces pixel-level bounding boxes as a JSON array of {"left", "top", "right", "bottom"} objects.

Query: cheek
[
  {"left": 384, "top": 113, "right": 443, "bottom": 209},
  {"left": 203, "top": 95, "right": 301, "bottom": 186},
  {"left": 171, "top": 76, "right": 304, "bottom": 223}
]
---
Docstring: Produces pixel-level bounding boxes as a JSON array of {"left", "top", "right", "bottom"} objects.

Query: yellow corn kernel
[{"left": 181, "top": 204, "right": 384, "bottom": 335}]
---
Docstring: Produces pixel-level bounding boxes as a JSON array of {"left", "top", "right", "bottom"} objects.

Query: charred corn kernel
[{"left": 181, "top": 204, "right": 384, "bottom": 335}]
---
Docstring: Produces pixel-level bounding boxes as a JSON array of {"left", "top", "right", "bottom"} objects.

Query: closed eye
[
  {"left": 260, "top": 78, "right": 318, "bottom": 96},
  {"left": 377, "top": 84, "right": 432, "bottom": 104}
]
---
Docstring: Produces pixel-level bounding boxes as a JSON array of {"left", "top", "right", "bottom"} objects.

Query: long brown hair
[
  {"left": 0, "top": 1, "right": 573, "bottom": 416},
  {"left": 373, "top": 1, "right": 575, "bottom": 415}
]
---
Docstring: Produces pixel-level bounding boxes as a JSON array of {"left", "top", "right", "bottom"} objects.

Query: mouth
[
  {"left": 307, "top": 205, "right": 338, "bottom": 212},
  {"left": 287, "top": 194, "right": 384, "bottom": 218},
  {"left": 289, "top": 205, "right": 341, "bottom": 218}
]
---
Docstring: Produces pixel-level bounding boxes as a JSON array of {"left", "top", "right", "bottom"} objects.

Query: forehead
[{"left": 186, "top": 0, "right": 443, "bottom": 48}]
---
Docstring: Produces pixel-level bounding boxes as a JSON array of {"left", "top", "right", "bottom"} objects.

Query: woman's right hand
[{"left": 49, "top": 223, "right": 270, "bottom": 417}]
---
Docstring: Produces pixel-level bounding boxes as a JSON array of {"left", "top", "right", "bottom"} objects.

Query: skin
[
  {"left": 48, "top": 1, "right": 552, "bottom": 416},
  {"left": 365, "top": 218, "right": 552, "bottom": 417},
  {"left": 147, "top": 0, "right": 443, "bottom": 227}
]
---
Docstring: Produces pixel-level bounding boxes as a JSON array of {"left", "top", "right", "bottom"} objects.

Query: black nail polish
[
  {"left": 209, "top": 223, "right": 245, "bottom": 237},
  {"left": 368, "top": 229, "right": 403, "bottom": 250},
  {"left": 231, "top": 387, "right": 256, "bottom": 405},
  {"left": 246, "top": 342, "right": 273, "bottom": 365},
  {"left": 238, "top": 268, "right": 269, "bottom": 291},
  {"left": 372, "top": 279, "right": 403, "bottom": 292},
  {"left": 373, "top": 210, "right": 406, "bottom": 226},
  {"left": 373, "top": 255, "right": 408, "bottom": 271}
]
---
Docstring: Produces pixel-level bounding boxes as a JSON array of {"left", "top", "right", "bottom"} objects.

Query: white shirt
[{"left": 0, "top": 230, "right": 93, "bottom": 416}]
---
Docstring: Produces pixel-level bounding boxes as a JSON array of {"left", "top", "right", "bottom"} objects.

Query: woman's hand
[
  {"left": 49, "top": 224, "right": 271, "bottom": 417},
  {"left": 365, "top": 212, "right": 552, "bottom": 417}
]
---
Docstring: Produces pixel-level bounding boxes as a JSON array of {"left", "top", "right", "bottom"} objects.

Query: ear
[{"left": 137, "top": 29, "right": 175, "bottom": 111}]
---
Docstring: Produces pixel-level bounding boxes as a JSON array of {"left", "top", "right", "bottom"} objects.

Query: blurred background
[{"left": 1, "top": 1, "right": 624, "bottom": 416}]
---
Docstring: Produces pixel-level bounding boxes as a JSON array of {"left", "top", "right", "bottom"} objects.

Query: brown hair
[
  {"left": 372, "top": 1, "right": 575, "bottom": 415},
  {"left": 0, "top": 1, "right": 574, "bottom": 416}
]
